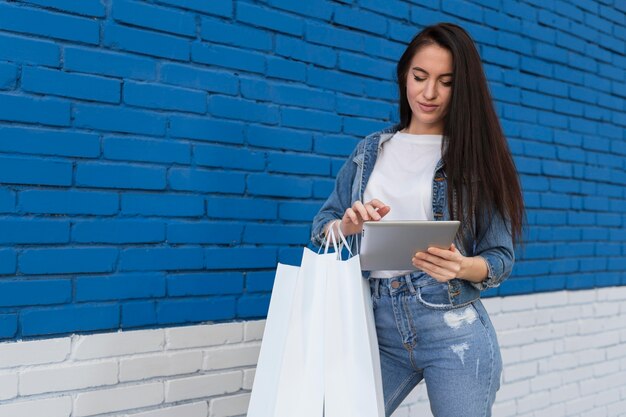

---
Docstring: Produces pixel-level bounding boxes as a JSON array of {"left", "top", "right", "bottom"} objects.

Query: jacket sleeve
[
  {"left": 310, "top": 143, "right": 361, "bottom": 248},
  {"left": 470, "top": 207, "right": 516, "bottom": 291}
]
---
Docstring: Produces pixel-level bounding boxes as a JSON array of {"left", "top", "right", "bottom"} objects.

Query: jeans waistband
[{"left": 369, "top": 271, "right": 441, "bottom": 297}]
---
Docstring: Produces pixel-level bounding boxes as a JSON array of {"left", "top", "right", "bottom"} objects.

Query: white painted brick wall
[{"left": 0, "top": 287, "right": 624, "bottom": 417}]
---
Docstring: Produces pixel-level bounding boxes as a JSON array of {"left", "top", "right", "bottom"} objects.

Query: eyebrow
[{"left": 412, "top": 66, "right": 453, "bottom": 77}]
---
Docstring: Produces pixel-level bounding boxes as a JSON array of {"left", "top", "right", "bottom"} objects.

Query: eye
[
  {"left": 413, "top": 75, "right": 425, "bottom": 82},
  {"left": 442, "top": 81, "right": 453, "bottom": 87}
]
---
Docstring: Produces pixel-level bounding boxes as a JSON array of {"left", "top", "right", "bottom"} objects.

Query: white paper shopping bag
[
  {"left": 324, "top": 235, "right": 385, "bottom": 417},
  {"left": 246, "top": 263, "right": 299, "bottom": 417},
  {"left": 247, "top": 224, "right": 385, "bottom": 417}
]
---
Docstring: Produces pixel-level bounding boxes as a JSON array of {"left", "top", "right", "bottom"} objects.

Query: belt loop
[
  {"left": 372, "top": 278, "right": 380, "bottom": 298},
  {"left": 404, "top": 274, "right": 416, "bottom": 295}
]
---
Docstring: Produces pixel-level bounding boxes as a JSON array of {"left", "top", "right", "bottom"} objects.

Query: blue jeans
[{"left": 369, "top": 273, "right": 502, "bottom": 417}]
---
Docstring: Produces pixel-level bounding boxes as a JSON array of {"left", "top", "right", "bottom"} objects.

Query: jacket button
[{"left": 391, "top": 281, "right": 401, "bottom": 289}]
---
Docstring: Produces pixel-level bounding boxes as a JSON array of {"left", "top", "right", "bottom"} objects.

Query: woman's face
[{"left": 405, "top": 44, "right": 453, "bottom": 134}]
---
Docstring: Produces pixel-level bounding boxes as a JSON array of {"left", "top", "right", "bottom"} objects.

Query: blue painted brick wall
[{"left": 0, "top": 0, "right": 624, "bottom": 341}]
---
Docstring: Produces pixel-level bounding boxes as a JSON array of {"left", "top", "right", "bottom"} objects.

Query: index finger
[{"left": 367, "top": 199, "right": 388, "bottom": 209}]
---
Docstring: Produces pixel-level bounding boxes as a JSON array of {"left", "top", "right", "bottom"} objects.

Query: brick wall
[
  {"left": 0, "top": 0, "right": 625, "bottom": 415},
  {"left": 0, "top": 0, "right": 624, "bottom": 341},
  {"left": 0, "top": 289, "right": 625, "bottom": 416}
]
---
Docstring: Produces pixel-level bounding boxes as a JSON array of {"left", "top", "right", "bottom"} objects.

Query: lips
[{"left": 418, "top": 102, "right": 439, "bottom": 112}]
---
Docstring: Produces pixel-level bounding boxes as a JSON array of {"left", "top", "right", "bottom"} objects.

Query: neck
[{"left": 401, "top": 123, "right": 443, "bottom": 135}]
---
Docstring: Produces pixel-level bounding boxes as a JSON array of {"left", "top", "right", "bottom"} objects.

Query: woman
[{"left": 310, "top": 23, "right": 524, "bottom": 417}]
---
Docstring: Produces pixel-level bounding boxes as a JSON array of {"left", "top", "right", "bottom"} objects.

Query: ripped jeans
[{"left": 369, "top": 273, "right": 502, "bottom": 417}]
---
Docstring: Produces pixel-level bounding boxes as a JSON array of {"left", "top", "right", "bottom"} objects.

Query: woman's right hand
[{"left": 326, "top": 199, "right": 391, "bottom": 237}]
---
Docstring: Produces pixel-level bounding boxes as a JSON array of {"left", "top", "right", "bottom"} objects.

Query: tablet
[{"left": 359, "top": 220, "right": 460, "bottom": 271}]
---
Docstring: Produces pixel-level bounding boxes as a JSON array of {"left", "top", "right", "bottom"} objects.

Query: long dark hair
[{"left": 397, "top": 22, "right": 525, "bottom": 245}]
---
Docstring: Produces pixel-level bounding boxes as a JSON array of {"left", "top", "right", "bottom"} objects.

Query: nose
[{"left": 423, "top": 79, "right": 437, "bottom": 100}]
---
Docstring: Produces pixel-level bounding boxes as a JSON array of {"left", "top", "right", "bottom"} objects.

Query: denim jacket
[{"left": 310, "top": 122, "right": 516, "bottom": 306}]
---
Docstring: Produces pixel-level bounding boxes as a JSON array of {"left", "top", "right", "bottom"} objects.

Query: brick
[
  {"left": 0, "top": 218, "right": 69, "bottom": 244},
  {"left": 0, "top": 155, "right": 72, "bottom": 186},
  {"left": 0, "top": 314, "right": 18, "bottom": 339},
  {"left": 120, "top": 247, "right": 204, "bottom": 271},
  {"left": 0, "top": 249, "right": 17, "bottom": 275},
  {"left": 126, "top": 402, "right": 207, "bottom": 417},
  {"left": 0, "top": 279, "right": 70, "bottom": 307},
  {"left": 279, "top": 201, "right": 322, "bottom": 221},
  {"left": 103, "top": 22, "right": 189, "bottom": 60},
  {"left": 166, "top": 322, "right": 243, "bottom": 349},
  {"left": 247, "top": 173, "right": 312, "bottom": 198},
  {"left": 267, "top": 56, "right": 307, "bottom": 82},
  {"left": 275, "top": 35, "right": 336, "bottom": 68},
  {"left": 73, "top": 328, "right": 164, "bottom": 359},
  {"left": 19, "top": 190, "right": 117, "bottom": 215},
  {"left": 338, "top": 51, "right": 395, "bottom": 79},
  {"left": 167, "top": 272, "right": 244, "bottom": 296},
  {"left": 120, "top": 351, "right": 202, "bottom": 382},
  {"left": 194, "top": 143, "right": 265, "bottom": 171},
  {"left": 76, "top": 273, "right": 166, "bottom": 301},
  {"left": 76, "top": 162, "right": 166, "bottom": 190},
  {"left": 21, "top": 304, "right": 119, "bottom": 337},
  {"left": 209, "top": 392, "right": 251, "bottom": 417},
  {"left": 337, "top": 95, "right": 392, "bottom": 119},
  {"left": 156, "top": 0, "right": 232, "bottom": 17},
  {"left": 17, "top": 0, "right": 105, "bottom": 17},
  {"left": 333, "top": 5, "right": 387, "bottom": 35},
  {"left": 314, "top": 134, "right": 359, "bottom": 157},
  {"left": 113, "top": 0, "right": 195, "bottom": 37},
  {"left": 0, "top": 93, "right": 70, "bottom": 126},
  {"left": 305, "top": 21, "right": 364, "bottom": 52},
  {"left": 157, "top": 297, "right": 236, "bottom": 324},
  {"left": 209, "top": 95, "right": 279, "bottom": 124},
  {"left": 170, "top": 115, "right": 244, "bottom": 144},
  {"left": 165, "top": 371, "right": 241, "bottom": 402},
  {"left": 121, "top": 192, "right": 204, "bottom": 217},
  {"left": 19, "top": 247, "right": 117, "bottom": 275},
  {"left": 167, "top": 221, "right": 243, "bottom": 244},
  {"left": 205, "top": 247, "right": 276, "bottom": 269},
  {"left": 0, "top": 126, "right": 99, "bottom": 158},
  {"left": 201, "top": 17, "right": 272, "bottom": 51},
  {"left": 243, "top": 224, "right": 310, "bottom": 245},
  {"left": 191, "top": 42, "right": 265, "bottom": 74},
  {"left": 241, "top": 77, "right": 335, "bottom": 112},
  {"left": 169, "top": 168, "right": 245, "bottom": 194},
  {"left": 267, "top": 152, "right": 329, "bottom": 175},
  {"left": 0, "top": 397, "right": 72, "bottom": 417},
  {"left": 72, "top": 219, "right": 165, "bottom": 244},
  {"left": 206, "top": 197, "right": 277, "bottom": 220},
  {"left": 121, "top": 301, "right": 157, "bottom": 328},
  {"left": 22, "top": 67, "right": 121, "bottom": 103},
  {"left": 160, "top": 63, "right": 237, "bottom": 94},
  {"left": 247, "top": 125, "right": 312, "bottom": 151},
  {"left": 74, "top": 382, "right": 163, "bottom": 416},
  {"left": 441, "top": 0, "right": 483, "bottom": 23},
  {"left": 0, "top": 61, "right": 17, "bottom": 90},
  {"left": 64, "top": 47, "right": 156, "bottom": 80},
  {"left": 104, "top": 136, "right": 190, "bottom": 164},
  {"left": 74, "top": 103, "right": 167, "bottom": 136},
  {"left": 238, "top": 294, "right": 271, "bottom": 318},
  {"left": 124, "top": 81, "right": 206, "bottom": 113},
  {"left": 282, "top": 107, "right": 341, "bottom": 133},
  {"left": 265, "top": 0, "right": 328, "bottom": 18},
  {"left": 20, "top": 360, "right": 117, "bottom": 395},
  {"left": 0, "top": 3, "right": 99, "bottom": 44},
  {"left": 307, "top": 66, "right": 364, "bottom": 95},
  {"left": 245, "top": 271, "right": 274, "bottom": 293},
  {"left": 484, "top": 9, "right": 522, "bottom": 32}
]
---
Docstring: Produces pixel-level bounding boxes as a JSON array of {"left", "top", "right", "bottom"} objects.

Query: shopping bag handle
[{"left": 320, "top": 220, "right": 353, "bottom": 259}]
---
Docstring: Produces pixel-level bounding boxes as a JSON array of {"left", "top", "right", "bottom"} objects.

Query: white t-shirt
[{"left": 363, "top": 131, "right": 443, "bottom": 278}]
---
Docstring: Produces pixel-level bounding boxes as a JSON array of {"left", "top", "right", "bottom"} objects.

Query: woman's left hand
[{"left": 412, "top": 243, "right": 467, "bottom": 283}]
